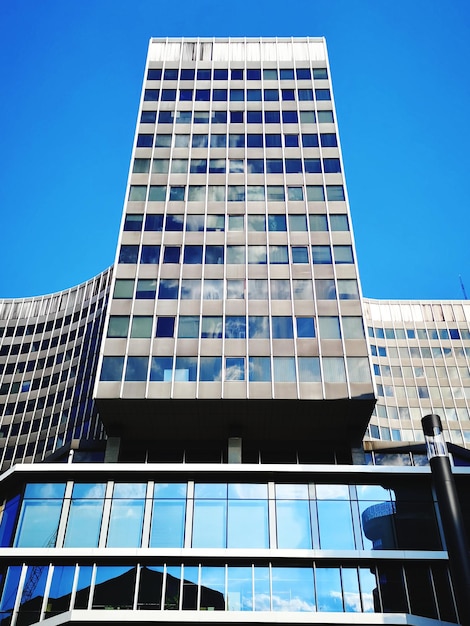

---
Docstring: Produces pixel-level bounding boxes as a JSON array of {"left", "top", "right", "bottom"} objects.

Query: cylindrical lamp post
[{"left": 421, "top": 414, "right": 470, "bottom": 625}]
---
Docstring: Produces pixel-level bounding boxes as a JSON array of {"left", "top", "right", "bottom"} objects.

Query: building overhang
[{"left": 95, "top": 397, "right": 376, "bottom": 445}]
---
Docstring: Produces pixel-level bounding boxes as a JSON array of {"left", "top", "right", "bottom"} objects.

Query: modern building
[{"left": 0, "top": 38, "right": 468, "bottom": 626}]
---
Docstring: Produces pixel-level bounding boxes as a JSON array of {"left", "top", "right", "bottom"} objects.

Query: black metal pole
[{"left": 421, "top": 414, "right": 470, "bottom": 625}]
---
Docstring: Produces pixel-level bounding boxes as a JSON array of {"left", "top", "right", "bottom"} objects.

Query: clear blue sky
[{"left": 0, "top": 0, "right": 469, "bottom": 299}]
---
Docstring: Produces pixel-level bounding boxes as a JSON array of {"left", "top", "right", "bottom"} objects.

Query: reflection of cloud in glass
[
  {"left": 229, "top": 484, "right": 267, "bottom": 499},
  {"left": 225, "top": 359, "right": 244, "bottom": 381},
  {"left": 271, "top": 595, "right": 315, "bottom": 612},
  {"left": 315, "top": 484, "right": 349, "bottom": 500},
  {"left": 113, "top": 484, "right": 146, "bottom": 498},
  {"left": 203, "top": 280, "right": 223, "bottom": 300},
  {"left": 181, "top": 280, "right": 201, "bottom": 300}
]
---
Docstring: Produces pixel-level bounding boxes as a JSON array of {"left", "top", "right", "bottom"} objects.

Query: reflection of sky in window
[{"left": 225, "top": 358, "right": 244, "bottom": 380}]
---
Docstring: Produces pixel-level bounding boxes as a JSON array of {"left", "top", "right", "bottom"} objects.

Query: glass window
[
  {"left": 210, "top": 134, "right": 227, "bottom": 148},
  {"left": 136, "top": 134, "right": 153, "bottom": 148},
  {"left": 100, "top": 356, "right": 124, "bottom": 381},
  {"left": 302, "top": 134, "right": 319, "bottom": 147},
  {"left": 272, "top": 316, "right": 294, "bottom": 338},
  {"left": 342, "top": 317, "right": 365, "bottom": 339},
  {"left": 136, "top": 278, "right": 157, "bottom": 299},
  {"left": 133, "top": 157, "right": 151, "bottom": 173},
  {"left": 194, "top": 111, "right": 210, "bottom": 124},
  {"left": 175, "top": 357, "right": 197, "bottom": 381},
  {"left": 64, "top": 484, "right": 105, "bottom": 547},
  {"left": 289, "top": 214, "right": 307, "bottom": 231},
  {"left": 268, "top": 215, "right": 287, "bottom": 231},
  {"left": 248, "top": 279, "right": 268, "bottom": 299},
  {"left": 119, "top": 245, "right": 138, "bottom": 264},
  {"left": 155, "top": 317, "right": 175, "bottom": 338},
  {"left": 267, "top": 158, "right": 283, "bottom": 174},
  {"left": 229, "top": 215, "right": 244, "bottom": 231},
  {"left": 249, "top": 316, "right": 269, "bottom": 339},
  {"left": 14, "top": 484, "right": 65, "bottom": 547},
  {"left": 158, "top": 111, "right": 174, "bottom": 124},
  {"left": 317, "top": 110, "right": 334, "bottom": 123},
  {"left": 248, "top": 245, "right": 267, "bottom": 264},
  {"left": 145, "top": 214, "right": 164, "bottom": 231},
  {"left": 292, "top": 246, "right": 308, "bottom": 263},
  {"left": 150, "top": 493, "right": 185, "bottom": 546},
  {"left": 323, "top": 158, "right": 341, "bottom": 173},
  {"left": 299, "top": 113, "right": 318, "bottom": 130},
  {"left": 168, "top": 186, "right": 184, "bottom": 202},
  {"left": 315, "top": 88, "right": 331, "bottom": 101},
  {"left": 330, "top": 214, "right": 349, "bottom": 230},
  {"left": 185, "top": 215, "right": 204, "bottom": 232},
  {"left": 285, "top": 159, "right": 303, "bottom": 174},
  {"left": 267, "top": 186, "right": 285, "bottom": 201},
  {"left": 272, "top": 567, "right": 315, "bottom": 611},
  {"left": 201, "top": 316, "right": 223, "bottom": 339},
  {"left": 322, "top": 357, "right": 347, "bottom": 383},
  {"left": 298, "top": 357, "right": 321, "bottom": 382},
  {"left": 269, "top": 245, "right": 288, "bottom": 264},
  {"left": 158, "top": 279, "right": 179, "bottom": 299},
  {"left": 280, "top": 68, "right": 294, "bottom": 80},
  {"left": 155, "top": 134, "right": 172, "bottom": 147},
  {"left": 315, "top": 278, "right": 336, "bottom": 300},
  {"left": 298, "top": 88, "right": 313, "bottom": 101},
  {"left": 107, "top": 316, "right": 129, "bottom": 338},
  {"left": 264, "top": 89, "right": 279, "bottom": 101},
  {"left": 297, "top": 317, "right": 315, "bottom": 338},
  {"left": 164, "top": 68, "right": 178, "bottom": 80},
  {"left": 230, "top": 110, "right": 243, "bottom": 123},
  {"left": 249, "top": 357, "right": 271, "bottom": 382},
  {"left": 179, "top": 280, "right": 201, "bottom": 302},
  {"left": 203, "top": 279, "right": 223, "bottom": 300},
  {"left": 147, "top": 68, "right": 162, "bottom": 80},
  {"left": 320, "top": 133, "right": 337, "bottom": 147},
  {"left": 334, "top": 245, "right": 354, "bottom": 263},
  {"left": 188, "top": 185, "right": 206, "bottom": 201},
  {"left": 150, "top": 356, "right": 173, "bottom": 382},
  {"left": 228, "top": 499, "right": 268, "bottom": 548},
  {"left": 312, "top": 245, "right": 332, "bottom": 264},
  {"left": 307, "top": 186, "right": 325, "bottom": 201},
  {"left": 247, "top": 186, "right": 265, "bottom": 201},
  {"left": 183, "top": 245, "right": 203, "bottom": 264},
  {"left": 179, "top": 89, "right": 193, "bottom": 101},
  {"left": 125, "top": 356, "right": 148, "bottom": 381},
  {"left": 209, "top": 158, "right": 226, "bottom": 173},
  {"left": 327, "top": 185, "right": 345, "bottom": 201},
  {"left": 227, "top": 245, "right": 245, "bottom": 264},
  {"left": 124, "top": 214, "right": 143, "bottom": 231},
  {"left": 131, "top": 317, "right": 153, "bottom": 338},
  {"left": 271, "top": 279, "right": 291, "bottom": 299},
  {"left": 107, "top": 484, "right": 146, "bottom": 547},
  {"left": 265, "top": 110, "right": 280, "bottom": 124},
  {"left": 247, "top": 89, "right": 262, "bottom": 101},
  {"left": 276, "top": 499, "right": 312, "bottom": 548},
  {"left": 174, "top": 133, "right": 189, "bottom": 147},
  {"left": 200, "top": 357, "right": 222, "bottom": 381},
  {"left": 338, "top": 279, "right": 359, "bottom": 300},
  {"left": 282, "top": 110, "right": 298, "bottom": 124},
  {"left": 309, "top": 214, "right": 328, "bottom": 231},
  {"left": 178, "top": 316, "right": 200, "bottom": 338},
  {"left": 205, "top": 245, "right": 224, "bottom": 264},
  {"left": 192, "top": 134, "right": 208, "bottom": 148},
  {"left": 265, "top": 134, "right": 282, "bottom": 147},
  {"left": 319, "top": 316, "right": 341, "bottom": 339},
  {"left": 129, "top": 185, "right": 147, "bottom": 201},
  {"left": 229, "top": 159, "right": 244, "bottom": 173},
  {"left": 225, "top": 316, "right": 246, "bottom": 339},
  {"left": 228, "top": 186, "right": 245, "bottom": 201},
  {"left": 165, "top": 214, "right": 184, "bottom": 231},
  {"left": 293, "top": 279, "right": 313, "bottom": 300},
  {"left": 211, "top": 110, "right": 227, "bottom": 124},
  {"left": 248, "top": 215, "right": 266, "bottom": 232},
  {"left": 230, "top": 89, "right": 244, "bottom": 101},
  {"left": 282, "top": 89, "right": 295, "bottom": 101},
  {"left": 163, "top": 246, "right": 181, "bottom": 263},
  {"left": 303, "top": 158, "right": 321, "bottom": 173},
  {"left": 228, "top": 279, "right": 245, "bottom": 299},
  {"left": 284, "top": 134, "right": 299, "bottom": 147},
  {"left": 225, "top": 358, "right": 245, "bottom": 381}
]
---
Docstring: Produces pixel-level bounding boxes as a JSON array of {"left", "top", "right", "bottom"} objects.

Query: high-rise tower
[{"left": 0, "top": 39, "right": 467, "bottom": 625}]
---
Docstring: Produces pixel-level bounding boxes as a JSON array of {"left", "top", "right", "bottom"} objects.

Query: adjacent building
[{"left": 0, "top": 38, "right": 468, "bottom": 626}]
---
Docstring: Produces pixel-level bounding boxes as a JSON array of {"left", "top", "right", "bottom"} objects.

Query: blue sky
[{"left": 0, "top": 0, "right": 469, "bottom": 299}]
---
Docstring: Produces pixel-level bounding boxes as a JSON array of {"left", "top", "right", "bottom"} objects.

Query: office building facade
[{"left": 0, "top": 38, "right": 468, "bottom": 625}]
